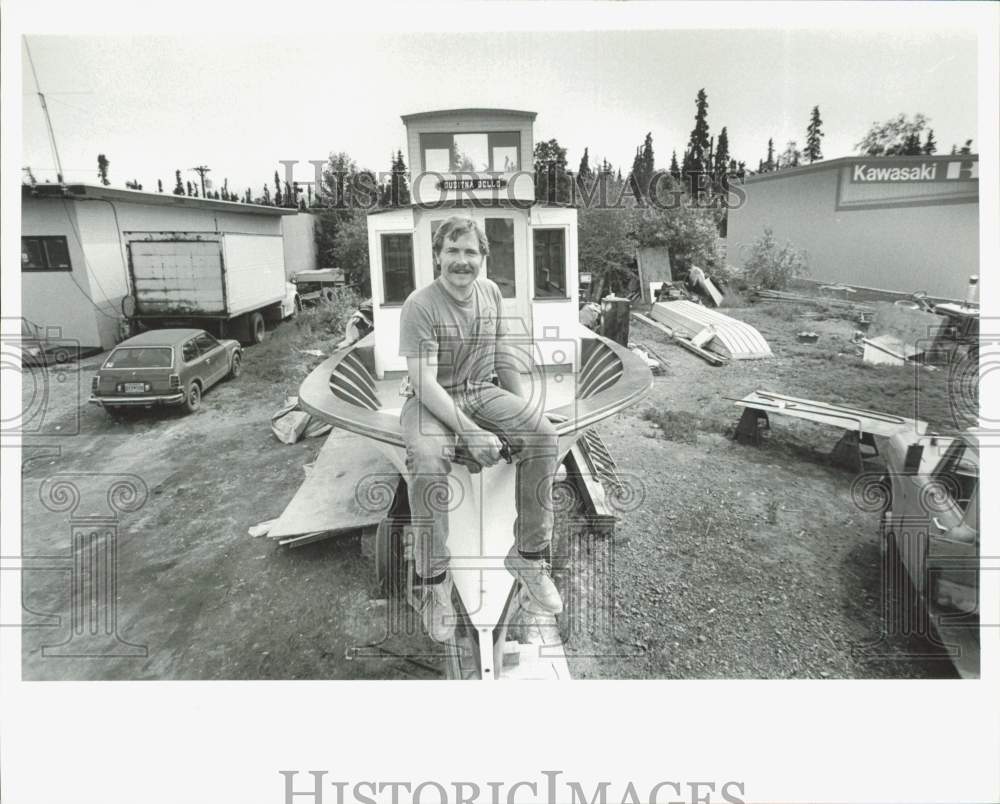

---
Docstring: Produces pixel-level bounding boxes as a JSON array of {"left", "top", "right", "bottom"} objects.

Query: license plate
[{"left": 124, "top": 383, "right": 145, "bottom": 393}]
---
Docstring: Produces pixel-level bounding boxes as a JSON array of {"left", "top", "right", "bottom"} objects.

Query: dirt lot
[{"left": 19, "top": 295, "right": 972, "bottom": 680}]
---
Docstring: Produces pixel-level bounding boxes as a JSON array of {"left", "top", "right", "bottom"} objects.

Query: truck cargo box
[{"left": 128, "top": 233, "right": 286, "bottom": 319}]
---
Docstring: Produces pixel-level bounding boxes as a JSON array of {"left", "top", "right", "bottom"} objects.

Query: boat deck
[{"left": 375, "top": 371, "right": 579, "bottom": 420}]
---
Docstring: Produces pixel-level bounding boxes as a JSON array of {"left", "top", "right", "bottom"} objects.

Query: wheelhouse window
[
  {"left": 381, "top": 233, "right": 416, "bottom": 304},
  {"left": 485, "top": 218, "right": 516, "bottom": 298},
  {"left": 420, "top": 132, "right": 521, "bottom": 173},
  {"left": 22, "top": 236, "right": 71, "bottom": 271},
  {"left": 533, "top": 229, "right": 567, "bottom": 299}
]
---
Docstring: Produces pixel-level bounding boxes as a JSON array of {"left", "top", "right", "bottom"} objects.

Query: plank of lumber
[
  {"left": 690, "top": 326, "right": 717, "bottom": 349},
  {"left": 730, "top": 389, "right": 927, "bottom": 437},
  {"left": 632, "top": 313, "right": 728, "bottom": 366}
]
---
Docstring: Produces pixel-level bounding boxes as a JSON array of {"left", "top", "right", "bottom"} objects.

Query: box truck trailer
[{"left": 124, "top": 233, "right": 298, "bottom": 344}]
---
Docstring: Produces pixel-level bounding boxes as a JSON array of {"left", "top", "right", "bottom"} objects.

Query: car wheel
[
  {"left": 228, "top": 351, "right": 242, "bottom": 379},
  {"left": 250, "top": 312, "right": 266, "bottom": 344},
  {"left": 184, "top": 382, "right": 202, "bottom": 413}
]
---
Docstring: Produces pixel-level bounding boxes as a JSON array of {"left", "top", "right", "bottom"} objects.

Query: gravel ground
[
  {"left": 556, "top": 297, "right": 966, "bottom": 679},
  {"left": 19, "top": 298, "right": 964, "bottom": 679}
]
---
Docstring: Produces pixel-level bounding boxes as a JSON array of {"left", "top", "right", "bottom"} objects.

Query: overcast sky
[{"left": 21, "top": 29, "right": 979, "bottom": 194}]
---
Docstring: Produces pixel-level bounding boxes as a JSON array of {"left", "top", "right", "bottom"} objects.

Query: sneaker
[
  {"left": 505, "top": 549, "right": 563, "bottom": 615},
  {"left": 415, "top": 573, "right": 456, "bottom": 643}
]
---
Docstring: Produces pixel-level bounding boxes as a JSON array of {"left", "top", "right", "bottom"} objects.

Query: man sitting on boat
[{"left": 398, "top": 216, "right": 563, "bottom": 642}]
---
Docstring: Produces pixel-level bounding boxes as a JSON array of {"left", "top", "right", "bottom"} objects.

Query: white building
[
  {"left": 21, "top": 183, "right": 305, "bottom": 352},
  {"left": 366, "top": 108, "right": 580, "bottom": 378},
  {"left": 726, "top": 154, "right": 979, "bottom": 300}
]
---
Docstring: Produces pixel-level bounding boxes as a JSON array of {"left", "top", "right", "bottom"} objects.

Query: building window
[
  {"left": 421, "top": 132, "right": 521, "bottom": 173},
  {"left": 21, "top": 236, "right": 71, "bottom": 272},
  {"left": 533, "top": 229, "right": 567, "bottom": 298},
  {"left": 381, "top": 234, "right": 415, "bottom": 304},
  {"left": 485, "top": 219, "right": 516, "bottom": 298}
]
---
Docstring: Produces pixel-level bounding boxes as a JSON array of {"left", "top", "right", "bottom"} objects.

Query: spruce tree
[
  {"left": 669, "top": 151, "right": 680, "bottom": 179},
  {"left": 174, "top": 170, "right": 184, "bottom": 195},
  {"left": 923, "top": 129, "right": 937, "bottom": 155},
  {"left": 638, "top": 132, "right": 654, "bottom": 193},
  {"left": 274, "top": 171, "right": 283, "bottom": 206},
  {"left": 902, "top": 132, "right": 922, "bottom": 155},
  {"left": 186, "top": 180, "right": 193, "bottom": 196},
  {"left": 97, "top": 154, "right": 110, "bottom": 186},
  {"left": 684, "top": 89, "right": 712, "bottom": 181},
  {"left": 804, "top": 106, "right": 824, "bottom": 163},
  {"left": 578, "top": 147, "right": 593, "bottom": 180},
  {"left": 157, "top": 179, "right": 163, "bottom": 193},
  {"left": 391, "top": 149, "right": 411, "bottom": 206},
  {"left": 713, "top": 127, "right": 730, "bottom": 179},
  {"left": 959, "top": 139, "right": 973, "bottom": 155},
  {"left": 764, "top": 138, "right": 775, "bottom": 172}
]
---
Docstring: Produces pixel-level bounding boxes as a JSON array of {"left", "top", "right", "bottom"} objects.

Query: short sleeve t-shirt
[{"left": 399, "top": 277, "right": 509, "bottom": 392}]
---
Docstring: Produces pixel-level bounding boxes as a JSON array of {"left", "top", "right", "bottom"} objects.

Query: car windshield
[{"left": 104, "top": 347, "right": 173, "bottom": 369}]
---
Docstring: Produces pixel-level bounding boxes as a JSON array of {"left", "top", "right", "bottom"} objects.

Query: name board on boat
[{"left": 436, "top": 178, "right": 508, "bottom": 191}]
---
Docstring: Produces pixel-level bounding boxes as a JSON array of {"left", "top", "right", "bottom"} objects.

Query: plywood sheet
[{"left": 268, "top": 430, "right": 398, "bottom": 540}]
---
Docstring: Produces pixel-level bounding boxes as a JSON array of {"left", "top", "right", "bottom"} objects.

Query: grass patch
[
  {"left": 241, "top": 289, "right": 362, "bottom": 394},
  {"left": 641, "top": 407, "right": 733, "bottom": 444}
]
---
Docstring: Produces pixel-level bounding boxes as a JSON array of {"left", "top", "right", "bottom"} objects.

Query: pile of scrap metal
[
  {"left": 292, "top": 268, "right": 346, "bottom": 306},
  {"left": 651, "top": 280, "right": 696, "bottom": 304},
  {"left": 632, "top": 300, "right": 772, "bottom": 366},
  {"left": 685, "top": 266, "right": 724, "bottom": 306}
]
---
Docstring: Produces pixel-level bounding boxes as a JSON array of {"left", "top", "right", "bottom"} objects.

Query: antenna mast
[{"left": 23, "top": 37, "right": 65, "bottom": 185}]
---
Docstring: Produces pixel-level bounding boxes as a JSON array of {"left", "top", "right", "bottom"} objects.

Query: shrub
[{"left": 743, "top": 227, "right": 809, "bottom": 290}]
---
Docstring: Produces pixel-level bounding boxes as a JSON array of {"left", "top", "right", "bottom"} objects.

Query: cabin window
[
  {"left": 485, "top": 218, "right": 516, "bottom": 298},
  {"left": 420, "top": 132, "right": 521, "bottom": 173},
  {"left": 533, "top": 229, "right": 567, "bottom": 299},
  {"left": 21, "top": 236, "right": 71, "bottom": 271},
  {"left": 381, "top": 233, "right": 416, "bottom": 304}
]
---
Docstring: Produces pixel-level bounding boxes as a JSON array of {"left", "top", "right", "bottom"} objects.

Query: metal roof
[
  {"left": 401, "top": 108, "right": 537, "bottom": 123},
  {"left": 22, "top": 183, "right": 298, "bottom": 215}
]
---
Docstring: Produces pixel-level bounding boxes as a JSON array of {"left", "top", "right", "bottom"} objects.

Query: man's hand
[{"left": 464, "top": 427, "right": 503, "bottom": 467}]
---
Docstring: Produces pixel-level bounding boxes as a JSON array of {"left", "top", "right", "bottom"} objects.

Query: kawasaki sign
[{"left": 850, "top": 159, "right": 977, "bottom": 183}]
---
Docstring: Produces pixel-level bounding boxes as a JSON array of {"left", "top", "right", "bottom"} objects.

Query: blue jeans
[{"left": 399, "top": 382, "right": 559, "bottom": 579}]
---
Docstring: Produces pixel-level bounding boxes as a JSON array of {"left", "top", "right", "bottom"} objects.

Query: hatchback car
[
  {"left": 89, "top": 328, "right": 241, "bottom": 415},
  {"left": 881, "top": 430, "right": 979, "bottom": 677}
]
